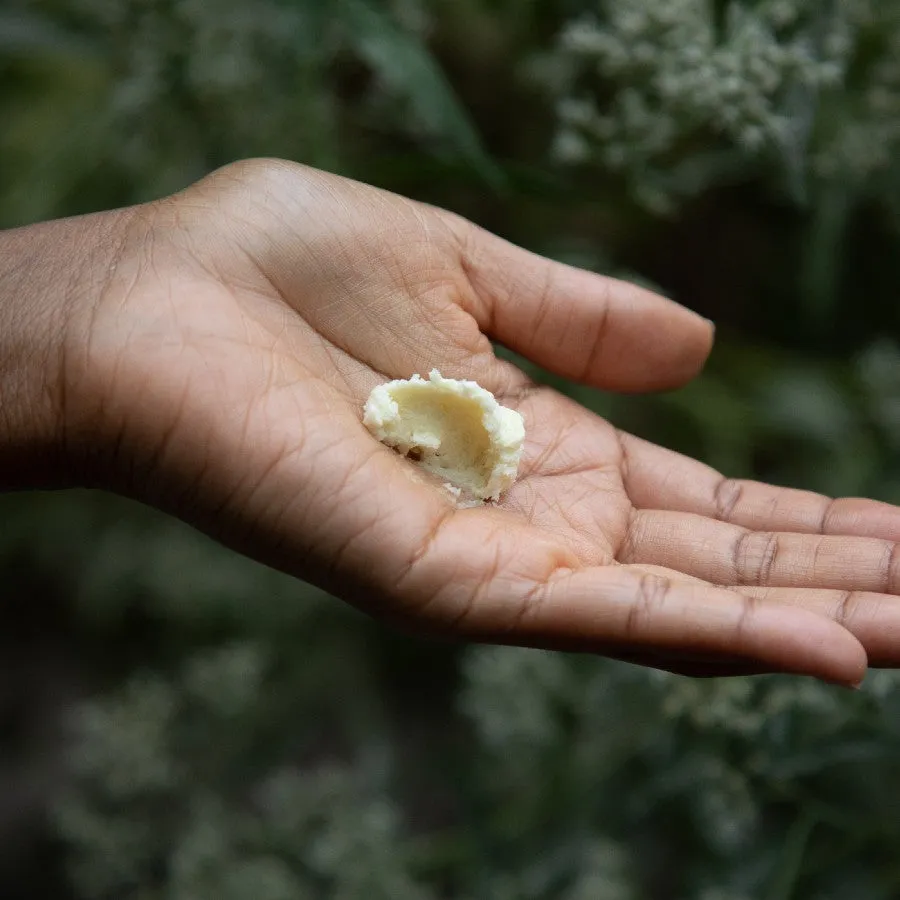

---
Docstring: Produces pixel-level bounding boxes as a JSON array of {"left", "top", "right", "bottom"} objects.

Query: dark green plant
[{"left": 0, "top": 1, "right": 899, "bottom": 898}]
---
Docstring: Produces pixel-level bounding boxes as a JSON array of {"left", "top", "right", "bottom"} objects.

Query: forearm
[{"left": 0, "top": 211, "right": 131, "bottom": 489}]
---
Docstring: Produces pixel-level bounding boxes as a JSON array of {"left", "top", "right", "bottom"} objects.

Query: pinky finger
[
  {"left": 503, "top": 566, "right": 867, "bottom": 687},
  {"left": 733, "top": 587, "right": 900, "bottom": 670}
]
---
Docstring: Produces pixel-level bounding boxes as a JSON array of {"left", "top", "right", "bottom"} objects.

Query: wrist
[{"left": 0, "top": 209, "right": 135, "bottom": 489}]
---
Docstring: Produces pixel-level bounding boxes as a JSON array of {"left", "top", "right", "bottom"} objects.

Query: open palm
[{"left": 67, "top": 159, "right": 900, "bottom": 685}]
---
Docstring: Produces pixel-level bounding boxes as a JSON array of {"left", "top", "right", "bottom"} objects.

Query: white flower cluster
[
  {"left": 46, "top": 0, "right": 338, "bottom": 190},
  {"left": 814, "top": 20, "right": 900, "bottom": 181},
  {"left": 561, "top": 839, "right": 638, "bottom": 900},
  {"left": 548, "top": 0, "right": 887, "bottom": 205},
  {"left": 659, "top": 667, "right": 848, "bottom": 737},
  {"left": 57, "top": 642, "right": 434, "bottom": 900},
  {"left": 458, "top": 645, "right": 575, "bottom": 756},
  {"left": 460, "top": 642, "right": 900, "bottom": 894}
]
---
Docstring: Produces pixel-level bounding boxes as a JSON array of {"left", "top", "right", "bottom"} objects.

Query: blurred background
[{"left": 2, "top": 1, "right": 900, "bottom": 897}]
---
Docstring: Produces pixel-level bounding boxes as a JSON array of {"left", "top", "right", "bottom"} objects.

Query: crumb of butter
[{"left": 363, "top": 369, "right": 525, "bottom": 501}]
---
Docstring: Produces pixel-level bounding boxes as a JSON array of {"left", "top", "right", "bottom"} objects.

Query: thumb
[{"left": 453, "top": 220, "right": 714, "bottom": 393}]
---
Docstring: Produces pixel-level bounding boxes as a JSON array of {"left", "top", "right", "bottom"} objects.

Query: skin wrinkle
[
  {"left": 320, "top": 483, "right": 384, "bottom": 586},
  {"left": 505, "top": 578, "right": 550, "bottom": 635},
  {"left": 293, "top": 307, "right": 398, "bottom": 388},
  {"left": 141, "top": 374, "right": 194, "bottom": 497},
  {"left": 522, "top": 421, "right": 577, "bottom": 478},
  {"left": 75, "top": 217, "right": 155, "bottom": 437},
  {"left": 757, "top": 532, "right": 781, "bottom": 586},
  {"left": 261, "top": 301, "right": 290, "bottom": 359},
  {"left": 54, "top": 247, "right": 92, "bottom": 459},
  {"left": 713, "top": 476, "right": 744, "bottom": 522},
  {"left": 312, "top": 252, "right": 483, "bottom": 384},
  {"left": 406, "top": 556, "right": 471, "bottom": 629},
  {"left": 532, "top": 259, "right": 566, "bottom": 347},
  {"left": 533, "top": 489, "right": 615, "bottom": 564},
  {"left": 229, "top": 429, "right": 297, "bottom": 524},
  {"left": 834, "top": 590, "right": 856, "bottom": 629},
  {"left": 447, "top": 538, "right": 505, "bottom": 633},
  {"left": 229, "top": 432, "right": 332, "bottom": 547},
  {"left": 165, "top": 427, "right": 213, "bottom": 518},
  {"left": 173, "top": 207, "right": 268, "bottom": 298},
  {"left": 454, "top": 221, "right": 497, "bottom": 332},
  {"left": 628, "top": 573, "right": 673, "bottom": 641},
  {"left": 817, "top": 497, "right": 838, "bottom": 535},
  {"left": 208, "top": 409, "right": 342, "bottom": 555},
  {"left": 495, "top": 376, "right": 545, "bottom": 408},
  {"left": 765, "top": 493, "right": 782, "bottom": 527},
  {"left": 394, "top": 503, "right": 458, "bottom": 597},
  {"left": 619, "top": 508, "right": 642, "bottom": 566},
  {"left": 734, "top": 530, "right": 781, "bottom": 586},
  {"left": 527, "top": 256, "right": 559, "bottom": 344},
  {"left": 887, "top": 542, "right": 900, "bottom": 594},
  {"left": 116, "top": 262, "right": 317, "bottom": 515},
  {"left": 79, "top": 290, "right": 135, "bottom": 472},
  {"left": 728, "top": 590, "right": 757, "bottom": 657},
  {"left": 523, "top": 452, "right": 620, "bottom": 484},
  {"left": 614, "top": 428, "right": 632, "bottom": 490},
  {"left": 521, "top": 411, "right": 589, "bottom": 478},
  {"left": 577, "top": 278, "right": 615, "bottom": 385},
  {"left": 443, "top": 310, "right": 494, "bottom": 361},
  {"left": 317, "top": 335, "right": 362, "bottom": 401},
  {"left": 287, "top": 211, "right": 454, "bottom": 375},
  {"left": 1, "top": 211, "right": 127, "bottom": 482},
  {"left": 238, "top": 341, "right": 279, "bottom": 446},
  {"left": 512, "top": 489, "right": 575, "bottom": 539},
  {"left": 506, "top": 558, "right": 585, "bottom": 640}
]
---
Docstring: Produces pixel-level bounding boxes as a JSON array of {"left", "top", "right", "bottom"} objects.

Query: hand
[{"left": 16, "top": 159, "right": 900, "bottom": 685}]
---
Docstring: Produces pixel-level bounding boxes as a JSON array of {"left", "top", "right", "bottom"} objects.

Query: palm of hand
[{"left": 70, "top": 160, "right": 900, "bottom": 684}]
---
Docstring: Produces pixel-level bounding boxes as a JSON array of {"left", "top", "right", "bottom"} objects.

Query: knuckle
[
  {"left": 817, "top": 497, "right": 838, "bottom": 534},
  {"left": 625, "top": 573, "right": 672, "bottom": 637},
  {"left": 577, "top": 279, "right": 613, "bottom": 383},
  {"left": 713, "top": 477, "right": 744, "bottom": 522},
  {"left": 887, "top": 542, "right": 900, "bottom": 595},
  {"left": 834, "top": 591, "right": 857, "bottom": 627},
  {"left": 734, "top": 530, "right": 780, "bottom": 586}
]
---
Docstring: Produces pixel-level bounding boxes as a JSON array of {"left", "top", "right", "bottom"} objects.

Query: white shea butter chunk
[{"left": 363, "top": 370, "right": 525, "bottom": 501}]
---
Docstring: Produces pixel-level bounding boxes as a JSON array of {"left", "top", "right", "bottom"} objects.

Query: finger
[
  {"left": 734, "top": 587, "right": 900, "bottom": 668},
  {"left": 620, "top": 563, "right": 900, "bottom": 668},
  {"left": 622, "top": 509, "right": 900, "bottom": 594},
  {"left": 518, "top": 567, "right": 866, "bottom": 685},
  {"left": 453, "top": 220, "right": 714, "bottom": 392},
  {"left": 397, "top": 524, "right": 867, "bottom": 683},
  {"left": 620, "top": 432, "right": 900, "bottom": 541}
]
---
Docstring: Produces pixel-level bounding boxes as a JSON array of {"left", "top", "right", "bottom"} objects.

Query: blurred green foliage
[{"left": 1, "top": 0, "right": 900, "bottom": 898}]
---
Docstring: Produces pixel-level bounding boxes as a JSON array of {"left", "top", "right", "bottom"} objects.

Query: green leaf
[
  {"left": 338, "top": 0, "right": 505, "bottom": 191},
  {"left": 767, "top": 812, "right": 818, "bottom": 900}
]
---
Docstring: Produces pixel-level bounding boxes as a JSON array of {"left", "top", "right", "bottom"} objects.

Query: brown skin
[{"left": 3, "top": 158, "right": 900, "bottom": 685}]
